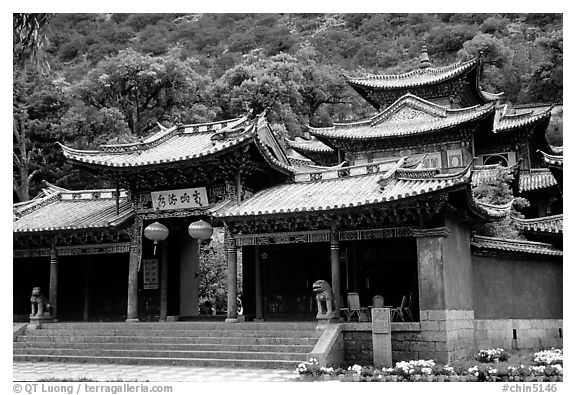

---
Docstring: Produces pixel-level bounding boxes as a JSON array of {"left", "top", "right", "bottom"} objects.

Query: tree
[
  {"left": 473, "top": 166, "right": 529, "bottom": 239},
  {"left": 197, "top": 229, "right": 228, "bottom": 312},
  {"left": 13, "top": 13, "right": 56, "bottom": 202},
  {"left": 13, "top": 13, "right": 52, "bottom": 73},
  {"left": 67, "top": 48, "right": 211, "bottom": 137},
  {"left": 13, "top": 72, "right": 68, "bottom": 201}
]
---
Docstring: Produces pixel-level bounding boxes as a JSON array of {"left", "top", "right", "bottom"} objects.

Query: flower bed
[{"left": 294, "top": 348, "right": 563, "bottom": 382}]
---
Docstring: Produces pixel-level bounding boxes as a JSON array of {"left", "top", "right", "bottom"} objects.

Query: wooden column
[
  {"left": 49, "top": 246, "right": 59, "bottom": 318},
  {"left": 126, "top": 217, "right": 142, "bottom": 323},
  {"left": 254, "top": 245, "right": 263, "bottom": 321},
  {"left": 330, "top": 230, "right": 342, "bottom": 313},
  {"left": 225, "top": 229, "right": 238, "bottom": 323},
  {"left": 83, "top": 257, "right": 92, "bottom": 322},
  {"left": 159, "top": 241, "right": 169, "bottom": 321}
]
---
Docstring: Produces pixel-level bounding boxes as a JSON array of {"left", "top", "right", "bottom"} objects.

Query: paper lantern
[
  {"left": 144, "top": 222, "right": 169, "bottom": 255},
  {"left": 188, "top": 220, "right": 213, "bottom": 240}
]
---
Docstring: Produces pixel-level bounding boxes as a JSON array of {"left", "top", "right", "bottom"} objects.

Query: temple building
[{"left": 13, "top": 47, "right": 562, "bottom": 365}]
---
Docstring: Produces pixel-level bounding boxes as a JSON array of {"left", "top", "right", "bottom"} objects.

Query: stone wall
[
  {"left": 341, "top": 316, "right": 562, "bottom": 367},
  {"left": 342, "top": 330, "right": 373, "bottom": 366},
  {"left": 391, "top": 310, "right": 475, "bottom": 363},
  {"left": 475, "top": 319, "right": 563, "bottom": 351}
]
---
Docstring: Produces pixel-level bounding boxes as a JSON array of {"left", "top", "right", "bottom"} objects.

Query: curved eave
[
  {"left": 308, "top": 103, "right": 495, "bottom": 142},
  {"left": 538, "top": 150, "right": 563, "bottom": 168},
  {"left": 494, "top": 108, "right": 552, "bottom": 133},
  {"left": 213, "top": 162, "right": 472, "bottom": 221},
  {"left": 513, "top": 214, "right": 563, "bottom": 235},
  {"left": 252, "top": 124, "right": 293, "bottom": 177},
  {"left": 285, "top": 138, "right": 335, "bottom": 153},
  {"left": 59, "top": 135, "right": 256, "bottom": 171},
  {"left": 342, "top": 58, "right": 478, "bottom": 90},
  {"left": 469, "top": 198, "right": 513, "bottom": 220}
]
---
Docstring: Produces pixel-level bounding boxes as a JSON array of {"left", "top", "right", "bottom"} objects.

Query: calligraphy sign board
[
  {"left": 143, "top": 259, "right": 159, "bottom": 290},
  {"left": 151, "top": 188, "right": 208, "bottom": 211},
  {"left": 371, "top": 308, "right": 391, "bottom": 334}
]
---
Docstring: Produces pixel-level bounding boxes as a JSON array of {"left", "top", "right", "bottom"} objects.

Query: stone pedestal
[
  {"left": 371, "top": 308, "right": 392, "bottom": 368},
  {"left": 28, "top": 315, "right": 56, "bottom": 330}
]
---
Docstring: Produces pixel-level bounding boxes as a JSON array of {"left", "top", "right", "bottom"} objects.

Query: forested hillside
[{"left": 13, "top": 13, "right": 563, "bottom": 201}]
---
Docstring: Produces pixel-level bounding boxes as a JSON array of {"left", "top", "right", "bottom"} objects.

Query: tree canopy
[{"left": 13, "top": 13, "right": 563, "bottom": 201}]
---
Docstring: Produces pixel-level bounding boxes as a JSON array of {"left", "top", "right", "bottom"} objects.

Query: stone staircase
[{"left": 13, "top": 322, "right": 321, "bottom": 369}]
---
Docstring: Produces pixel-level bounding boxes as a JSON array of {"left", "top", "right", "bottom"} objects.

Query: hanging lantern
[
  {"left": 188, "top": 219, "right": 213, "bottom": 240},
  {"left": 144, "top": 222, "right": 169, "bottom": 255}
]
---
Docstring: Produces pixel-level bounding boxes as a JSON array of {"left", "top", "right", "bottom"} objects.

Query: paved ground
[{"left": 13, "top": 362, "right": 300, "bottom": 382}]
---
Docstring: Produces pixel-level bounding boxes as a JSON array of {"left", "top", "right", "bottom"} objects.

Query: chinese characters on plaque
[
  {"left": 151, "top": 187, "right": 208, "bottom": 211},
  {"left": 143, "top": 259, "right": 159, "bottom": 290}
]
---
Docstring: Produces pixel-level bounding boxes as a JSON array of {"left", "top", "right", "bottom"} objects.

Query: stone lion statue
[
  {"left": 30, "top": 287, "right": 53, "bottom": 317},
  {"left": 312, "top": 280, "right": 335, "bottom": 317}
]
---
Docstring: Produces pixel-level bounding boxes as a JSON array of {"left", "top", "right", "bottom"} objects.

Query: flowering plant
[
  {"left": 348, "top": 364, "right": 363, "bottom": 375},
  {"left": 476, "top": 348, "right": 510, "bottom": 363},
  {"left": 295, "top": 358, "right": 322, "bottom": 375},
  {"left": 533, "top": 348, "right": 563, "bottom": 366}
]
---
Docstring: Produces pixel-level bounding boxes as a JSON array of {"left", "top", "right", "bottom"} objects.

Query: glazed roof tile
[
  {"left": 471, "top": 235, "right": 563, "bottom": 257},
  {"left": 494, "top": 104, "right": 552, "bottom": 133},
  {"left": 308, "top": 94, "right": 495, "bottom": 140},
  {"left": 13, "top": 188, "right": 134, "bottom": 233},
  {"left": 519, "top": 169, "right": 558, "bottom": 193},
  {"left": 60, "top": 116, "right": 252, "bottom": 168},
  {"left": 214, "top": 159, "right": 474, "bottom": 218},
  {"left": 343, "top": 58, "right": 478, "bottom": 89},
  {"left": 513, "top": 214, "right": 563, "bottom": 235}
]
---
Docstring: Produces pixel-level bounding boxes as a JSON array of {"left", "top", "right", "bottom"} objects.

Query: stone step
[
  {"left": 39, "top": 322, "right": 317, "bottom": 331},
  {"left": 14, "top": 341, "right": 313, "bottom": 353},
  {"left": 16, "top": 335, "right": 318, "bottom": 346},
  {"left": 14, "top": 347, "right": 308, "bottom": 361},
  {"left": 12, "top": 354, "right": 301, "bottom": 370},
  {"left": 29, "top": 329, "right": 321, "bottom": 338}
]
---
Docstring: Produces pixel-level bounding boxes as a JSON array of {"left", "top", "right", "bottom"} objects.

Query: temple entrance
[
  {"left": 241, "top": 237, "right": 419, "bottom": 321},
  {"left": 13, "top": 257, "right": 50, "bottom": 321},
  {"left": 13, "top": 253, "right": 129, "bottom": 322},
  {"left": 242, "top": 243, "right": 331, "bottom": 321},
  {"left": 341, "top": 238, "right": 419, "bottom": 321}
]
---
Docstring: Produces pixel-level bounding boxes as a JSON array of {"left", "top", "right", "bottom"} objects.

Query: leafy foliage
[
  {"left": 472, "top": 166, "right": 530, "bottom": 239},
  {"left": 12, "top": 13, "right": 563, "bottom": 202}
]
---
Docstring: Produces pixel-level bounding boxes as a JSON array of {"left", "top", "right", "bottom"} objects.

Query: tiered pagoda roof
[
  {"left": 213, "top": 159, "right": 507, "bottom": 221},
  {"left": 344, "top": 58, "right": 478, "bottom": 90},
  {"left": 59, "top": 112, "right": 294, "bottom": 189},
  {"left": 13, "top": 186, "right": 134, "bottom": 234},
  {"left": 307, "top": 94, "right": 495, "bottom": 150},
  {"left": 343, "top": 56, "right": 496, "bottom": 109},
  {"left": 471, "top": 235, "right": 563, "bottom": 257},
  {"left": 60, "top": 115, "right": 254, "bottom": 168}
]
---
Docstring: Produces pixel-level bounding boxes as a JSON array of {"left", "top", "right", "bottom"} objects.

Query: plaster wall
[{"left": 472, "top": 254, "right": 562, "bottom": 319}]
